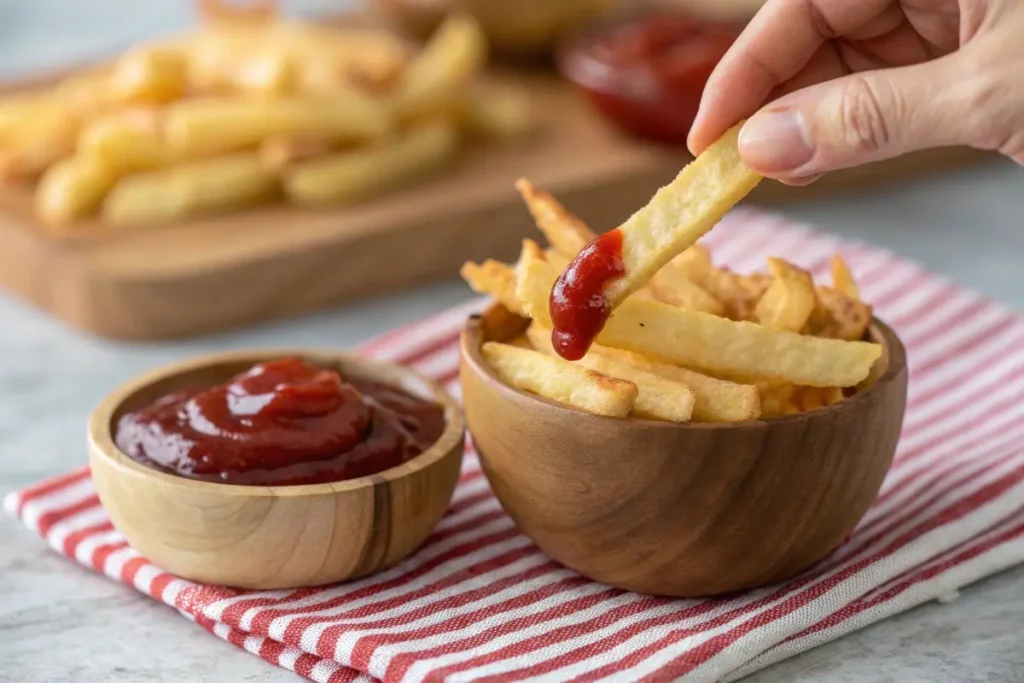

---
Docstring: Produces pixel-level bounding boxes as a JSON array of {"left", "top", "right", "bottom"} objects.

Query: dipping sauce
[
  {"left": 549, "top": 227, "right": 624, "bottom": 360},
  {"left": 114, "top": 357, "right": 446, "bottom": 486},
  {"left": 557, "top": 12, "right": 742, "bottom": 145}
]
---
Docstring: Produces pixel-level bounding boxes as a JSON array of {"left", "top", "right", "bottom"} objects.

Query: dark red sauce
[
  {"left": 114, "top": 357, "right": 446, "bottom": 486},
  {"left": 549, "top": 228, "right": 625, "bottom": 360},
  {"left": 558, "top": 12, "right": 742, "bottom": 145}
]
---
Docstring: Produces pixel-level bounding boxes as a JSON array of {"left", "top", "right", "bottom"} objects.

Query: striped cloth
[{"left": 6, "top": 208, "right": 1024, "bottom": 683}]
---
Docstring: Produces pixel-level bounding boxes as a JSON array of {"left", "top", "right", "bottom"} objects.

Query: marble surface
[{"left": 2, "top": 1, "right": 1024, "bottom": 681}]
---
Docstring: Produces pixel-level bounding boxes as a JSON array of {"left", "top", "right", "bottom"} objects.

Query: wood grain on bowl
[
  {"left": 88, "top": 349, "right": 464, "bottom": 590},
  {"left": 459, "top": 304, "right": 907, "bottom": 597}
]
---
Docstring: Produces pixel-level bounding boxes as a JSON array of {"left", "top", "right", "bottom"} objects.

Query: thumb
[{"left": 737, "top": 55, "right": 985, "bottom": 180}]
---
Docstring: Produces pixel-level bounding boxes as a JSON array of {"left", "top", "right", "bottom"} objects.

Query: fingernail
[{"left": 739, "top": 110, "right": 814, "bottom": 173}]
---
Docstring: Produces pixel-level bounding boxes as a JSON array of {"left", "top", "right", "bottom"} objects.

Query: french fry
[
  {"left": 165, "top": 93, "right": 392, "bottom": 156},
  {"left": 35, "top": 156, "right": 118, "bottom": 225},
  {"left": 284, "top": 121, "right": 458, "bottom": 205},
  {"left": 259, "top": 135, "right": 335, "bottom": 170},
  {"left": 460, "top": 259, "right": 521, "bottom": 314},
  {"left": 517, "top": 257, "right": 882, "bottom": 387},
  {"left": 0, "top": 95, "right": 61, "bottom": 141},
  {"left": 525, "top": 325, "right": 694, "bottom": 422},
  {"left": 831, "top": 254, "right": 860, "bottom": 300},
  {"left": 109, "top": 45, "right": 189, "bottom": 103},
  {"left": 77, "top": 111, "right": 173, "bottom": 173},
  {"left": 481, "top": 342, "right": 637, "bottom": 418},
  {"left": 516, "top": 177, "right": 595, "bottom": 258},
  {"left": 808, "top": 287, "right": 873, "bottom": 341},
  {"left": 458, "top": 83, "right": 533, "bottom": 140},
  {"left": 232, "top": 52, "right": 295, "bottom": 95},
  {"left": 102, "top": 152, "right": 278, "bottom": 226},
  {"left": 393, "top": 13, "right": 488, "bottom": 119},
  {"left": 648, "top": 264, "right": 725, "bottom": 315},
  {"left": 0, "top": 110, "right": 77, "bottom": 179},
  {"left": 756, "top": 257, "right": 816, "bottom": 332},
  {"left": 585, "top": 345, "right": 760, "bottom": 422},
  {"left": 592, "top": 124, "right": 762, "bottom": 310}
]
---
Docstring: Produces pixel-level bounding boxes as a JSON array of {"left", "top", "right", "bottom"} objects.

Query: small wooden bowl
[
  {"left": 89, "top": 349, "right": 465, "bottom": 590},
  {"left": 459, "top": 305, "right": 907, "bottom": 597}
]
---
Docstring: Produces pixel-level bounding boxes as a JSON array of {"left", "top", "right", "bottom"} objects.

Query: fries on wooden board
[
  {"left": 461, "top": 128, "right": 884, "bottom": 422},
  {"left": 0, "top": 0, "right": 534, "bottom": 229}
]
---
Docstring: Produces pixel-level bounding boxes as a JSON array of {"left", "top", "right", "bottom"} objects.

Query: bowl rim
[
  {"left": 461, "top": 306, "right": 907, "bottom": 430},
  {"left": 88, "top": 348, "right": 466, "bottom": 498}
]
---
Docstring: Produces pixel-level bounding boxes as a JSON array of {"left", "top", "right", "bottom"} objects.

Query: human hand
[{"left": 688, "top": 0, "right": 1024, "bottom": 184}]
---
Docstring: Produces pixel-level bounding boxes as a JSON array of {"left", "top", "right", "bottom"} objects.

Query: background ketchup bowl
[
  {"left": 459, "top": 303, "right": 907, "bottom": 597},
  {"left": 88, "top": 349, "right": 464, "bottom": 590},
  {"left": 557, "top": 10, "right": 743, "bottom": 146}
]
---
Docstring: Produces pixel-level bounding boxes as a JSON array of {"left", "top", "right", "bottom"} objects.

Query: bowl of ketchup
[
  {"left": 88, "top": 351, "right": 464, "bottom": 589},
  {"left": 557, "top": 10, "right": 743, "bottom": 145}
]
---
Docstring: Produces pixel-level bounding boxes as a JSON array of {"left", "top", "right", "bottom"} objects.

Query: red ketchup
[
  {"left": 558, "top": 12, "right": 742, "bottom": 145},
  {"left": 114, "top": 357, "right": 445, "bottom": 486},
  {"left": 549, "top": 228, "right": 625, "bottom": 360}
]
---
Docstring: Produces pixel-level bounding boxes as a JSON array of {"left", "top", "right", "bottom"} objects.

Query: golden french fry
[
  {"left": 596, "top": 124, "right": 762, "bottom": 309},
  {"left": 0, "top": 110, "right": 77, "bottom": 179},
  {"left": 109, "top": 45, "right": 189, "bottom": 103},
  {"left": 284, "top": 121, "right": 458, "bottom": 205},
  {"left": 756, "top": 257, "right": 816, "bottom": 332},
  {"left": 458, "top": 83, "right": 533, "bottom": 140},
  {"left": 525, "top": 325, "right": 694, "bottom": 422},
  {"left": 393, "top": 13, "right": 488, "bottom": 119},
  {"left": 823, "top": 386, "right": 845, "bottom": 405},
  {"left": 544, "top": 247, "right": 571, "bottom": 272},
  {"left": 481, "top": 341, "right": 637, "bottom": 418},
  {"left": 517, "top": 257, "right": 882, "bottom": 387},
  {"left": 831, "top": 254, "right": 860, "bottom": 300},
  {"left": 102, "top": 153, "right": 279, "bottom": 227},
  {"left": 232, "top": 52, "right": 295, "bottom": 95},
  {"left": 77, "top": 111, "right": 173, "bottom": 173},
  {"left": 515, "top": 177, "right": 595, "bottom": 258},
  {"left": 35, "top": 156, "right": 117, "bottom": 225},
  {"left": 587, "top": 345, "right": 760, "bottom": 422},
  {"left": 507, "top": 333, "right": 534, "bottom": 350},
  {"left": 165, "top": 93, "right": 392, "bottom": 156},
  {"left": 460, "top": 259, "right": 521, "bottom": 315},
  {"left": 799, "top": 387, "right": 826, "bottom": 412},
  {"left": 809, "top": 287, "right": 873, "bottom": 341},
  {"left": 648, "top": 264, "right": 725, "bottom": 315},
  {"left": 0, "top": 95, "right": 61, "bottom": 141},
  {"left": 259, "top": 135, "right": 335, "bottom": 170}
]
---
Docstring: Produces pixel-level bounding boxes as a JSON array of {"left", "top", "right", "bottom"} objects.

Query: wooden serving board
[{"left": 0, "top": 65, "right": 993, "bottom": 340}]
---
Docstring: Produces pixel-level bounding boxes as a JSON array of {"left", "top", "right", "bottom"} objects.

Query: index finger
[{"left": 687, "top": 0, "right": 893, "bottom": 154}]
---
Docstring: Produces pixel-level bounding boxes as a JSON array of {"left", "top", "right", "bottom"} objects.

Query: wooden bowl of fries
[
  {"left": 460, "top": 303, "right": 907, "bottom": 597},
  {"left": 457, "top": 127, "right": 908, "bottom": 596},
  {"left": 88, "top": 348, "right": 465, "bottom": 589}
]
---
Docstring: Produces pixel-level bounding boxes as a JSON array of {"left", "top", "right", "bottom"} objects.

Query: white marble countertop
[{"left": 2, "top": 2, "right": 1024, "bottom": 681}]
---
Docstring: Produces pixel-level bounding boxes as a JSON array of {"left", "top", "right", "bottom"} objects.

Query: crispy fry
[
  {"left": 0, "top": 110, "right": 77, "bottom": 179},
  {"left": 517, "top": 257, "right": 882, "bottom": 387},
  {"left": 0, "top": 95, "right": 60, "bottom": 141},
  {"left": 109, "top": 45, "right": 189, "bottom": 103},
  {"left": 648, "top": 264, "right": 725, "bottom": 315},
  {"left": 587, "top": 346, "right": 760, "bottom": 422},
  {"left": 482, "top": 341, "right": 637, "bottom": 418},
  {"left": 393, "top": 13, "right": 488, "bottom": 119},
  {"left": 165, "top": 93, "right": 392, "bottom": 156},
  {"left": 259, "top": 135, "right": 334, "bottom": 170},
  {"left": 525, "top": 325, "right": 694, "bottom": 422},
  {"left": 832, "top": 254, "right": 860, "bottom": 300},
  {"left": 284, "top": 121, "right": 458, "bottom": 205},
  {"left": 232, "top": 52, "right": 295, "bottom": 95},
  {"left": 515, "top": 177, "right": 594, "bottom": 257},
  {"left": 458, "top": 83, "right": 533, "bottom": 140},
  {"left": 460, "top": 259, "right": 521, "bottom": 314},
  {"left": 756, "top": 257, "right": 816, "bottom": 332},
  {"left": 808, "top": 287, "right": 873, "bottom": 341},
  {"left": 102, "top": 152, "right": 278, "bottom": 226},
  {"left": 594, "top": 123, "right": 762, "bottom": 310},
  {"left": 77, "top": 111, "right": 173, "bottom": 173},
  {"left": 35, "top": 156, "right": 117, "bottom": 225}
]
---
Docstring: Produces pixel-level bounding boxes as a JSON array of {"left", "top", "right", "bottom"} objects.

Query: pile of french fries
[
  {"left": 463, "top": 125, "right": 884, "bottom": 423},
  {"left": 0, "top": 0, "right": 531, "bottom": 229}
]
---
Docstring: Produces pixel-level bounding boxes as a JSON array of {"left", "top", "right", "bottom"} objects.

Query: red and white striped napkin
[{"left": 6, "top": 208, "right": 1024, "bottom": 683}]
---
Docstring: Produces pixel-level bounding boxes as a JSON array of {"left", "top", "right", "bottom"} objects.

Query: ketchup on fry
[
  {"left": 114, "top": 357, "right": 445, "bottom": 486},
  {"left": 549, "top": 228, "right": 625, "bottom": 360}
]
